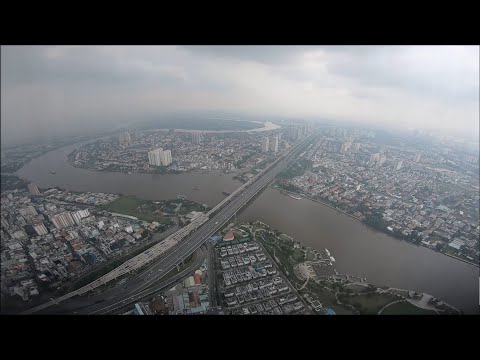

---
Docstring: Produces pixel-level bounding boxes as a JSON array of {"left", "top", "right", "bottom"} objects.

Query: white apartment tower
[
  {"left": 377, "top": 154, "right": 387, "bottom": 167},
  {"left": 71, "top": 209, "right": 90, "bottom": 225},
  {"left": 370, "top": 153, "right": 380, "bottom": 163},
  {"left": 33, "top": 222, "right": 48, "bottom": 236},
  {"left": 51, "top": 212, "right": 76, "bottom": 229},
  {"left": 261, "top": 137, "right": 270, "bottom": 152},
  {"left": 269, "top": 135, "right": 279, "bottom": 153},
  {"left": 119, "top": 132, "right": 132, "bottom": 146},
  {"left": 148, "top": 148, "right": 163, "bottom": 166},
  {"left": 161, "top": 150, "right": 172, "bottom": 166},
  {"left": 192, "top": 132, "right": 204, "bottom": 144},
  {"left": 341, "top": 142, "right": 352, "bottom": 154},
  {"left": 148, "top": 148, "right": 172, "bottom": 166}
]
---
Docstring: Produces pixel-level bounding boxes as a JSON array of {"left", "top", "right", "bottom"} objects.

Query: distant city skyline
[{"left": 1, "top": 46, "right": 478, "bottom": 146}]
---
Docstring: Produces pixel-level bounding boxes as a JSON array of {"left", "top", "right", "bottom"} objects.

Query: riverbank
[
  {"left": 444, "top": 253, "right": 479, "bottom": 267},
  {"left": 248, "top": 220, "right": 461, "bottom": 315},
  {"left": 273, "top": 186, "right": 362, "bottom": 221},
  {"left": 273, "top": 185, "right": 479, "bottom": 268},
  {"left": 67, "top": 156, "right": 239, "bottom": 177}
]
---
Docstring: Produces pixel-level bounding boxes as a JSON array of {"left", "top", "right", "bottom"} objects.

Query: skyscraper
[
  {"left": 148, "top": 148, "right": 163, "bottom": 166},
  {"left": 71, "top": 209, "right": 90, "bottom": 225},
  {"left": 51, "top": 212, "right": 76, "bottom": 229},
  {"left": 394, "top": 160, "right": 403, "bottom": 170},
  {"left": 27, "top": 183, "right": 40, "bottom": 195},
  {"left": 161, "top": 150, "right": 172, "bottom": 166},
  {"left": 269, "top": 135, "right": 279, "bottom": 153},
  {"left": 19, "top": 206, "right": 38, "bottom": 218},
  {"left": 298, "top": 125, "right": 307, "bottom": 139},
  {"left": 370, "top": 153, "right": 380, "bottom": 162},
  {"left": 261, "top": 137, "right": 270, "bottom": 152},
  {"left": 288, "top": 126, "right": 298, "bottom": 141},
  {"left": 414, "top": 153, "right": 421, "bottom": 163},
  {"left": 341, "top": 142, "right": 352, "bottom": 154},
  {"left": 376, "top": 154, "right": 387, "bottom": 167},
  {"left": 119, "top": 131, "right": 132, "bottom": 146},
  {"left": 192, "top": 132, "right": 204, "bottom": 144},
  {"left": 33, "top": 222, "right": 48, "bottom": 236}
]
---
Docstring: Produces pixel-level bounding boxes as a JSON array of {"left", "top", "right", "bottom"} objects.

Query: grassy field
[
  {"left": 261, "top": 241, "right": 298, "bottom": 285},
  {"left": 344, "top": 283, "right": 369, "bottom": 292},
  {"left": 100, "top": 196, "right": 170, "bottom": 224},
  {"left": 1, "top": 174, "right": 29, "bottom": 191},
  {"left": 292, "top": 248, "right": 305, "bottom": 262},
  {"left": 340, "top": 292, "right": 399, "bottom": 315},
  {"left": 381, "top": 301, "right": 437, "bottom": 315}
]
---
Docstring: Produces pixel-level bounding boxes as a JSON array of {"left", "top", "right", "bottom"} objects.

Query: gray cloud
[
  {"left": 1, "top": 45, "right": 478, "bottom": 146},
  {"left": 182, "top": 45, "right": 316, "bottom": 64},
  {"left": 326, "top": 46, "right": 479, "bottom": 102}
]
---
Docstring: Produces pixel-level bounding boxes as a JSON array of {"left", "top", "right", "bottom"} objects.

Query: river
[{"left": 16, "top": 144, "right": 479, "bottom": 314}]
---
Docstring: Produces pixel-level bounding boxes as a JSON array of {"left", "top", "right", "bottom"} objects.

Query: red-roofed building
[
  {"left": 194, "top": 274, "right": 201, "bottom": 285},
  {"left": 223, "top": 230, "right": 234, "bottom": 241}
]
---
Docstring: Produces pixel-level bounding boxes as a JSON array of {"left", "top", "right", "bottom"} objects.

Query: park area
[
  {"left": 99, "top": 195, "right": 170, "bottom": 224},
  {"left": 380, "top": 301, "right": 437, "bottom": 315},
  {"left": 339, "top": 292, "right": 399, "bottom": 315}
]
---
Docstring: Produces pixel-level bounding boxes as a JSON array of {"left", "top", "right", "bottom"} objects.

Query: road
[{"left": 27, "top": 132, "right": 318, "bottom": 314}]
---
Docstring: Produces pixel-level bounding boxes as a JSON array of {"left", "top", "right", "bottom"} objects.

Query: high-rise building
[
  {"left": 19, "top": 206, "right": 38, "bottom": 218},
  {"left": 148, "top": 148, "right": 163, "bottom": 166},
  {"left": 27, "top": 183, "right": 40, "bottom": 195},
  {"left": 300, "top": 125, "right": 307, "bottom": 139},
  {"left": 192, "top": 132, "right": 204, "bottom": 144},
  {"left": 287, "top": 127, "right": 297, "bottom": 141},
  {"left": 341, "top": 142, "right": 352, "bottom": 154},
  {"left": 289, "top": 125, "right": 306, "bottom": 141},
  {"left": 33, "top": 222, "right": 48, "bottom": 236},
  {"left": 161, "top": 150, "right": 172, "bottom": 166},
  {"left": 269, "top": 135, "right": 279, "bottom": 153},
  {"left": 376, "top": 154, "right": 387, "bottom": 167},
  {"left": 51, "top": 212, "right": 76, "bottom": 229},
  {"left": 370, "top": 153, "right": 380, "bottom": 162},
  {"left": 71, "top": 209, "right": 90, "bottom": 225},
  {"left": 394, "top": 160, "right": 403, "bottom": 170},
  {"left": 119, "top": 132, "right": 132, "bottom": 146},
  {"left": 466, "top": 155, "right": 479, "bottom": 164},
  {"left": 261, "top": 137, "right": 270, "bottom": 152},
  {"left": 414, "top": 153, "right": 421, "bottom": 163}
]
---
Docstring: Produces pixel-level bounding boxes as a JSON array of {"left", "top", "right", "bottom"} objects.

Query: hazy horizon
[{"left": 2, "top": 45, "right": 478, "bottom": 146}]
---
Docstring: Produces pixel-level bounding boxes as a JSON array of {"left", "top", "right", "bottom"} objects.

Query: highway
[{"left": 27, "top": 132, "right": 318, "bottom": 314}]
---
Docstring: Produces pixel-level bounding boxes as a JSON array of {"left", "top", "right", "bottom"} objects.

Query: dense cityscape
[
  {"left": 1, "top": 45, "right": 478, "bottom": 316},
  {"left": 274, "top": 127, "right": 480, "bottom": 265},
  {"left": 69, "top": 127, "right": 285, "bottom": 175},
  {"left": 1, "top": 121, "right": 478, "bottom": 315}
]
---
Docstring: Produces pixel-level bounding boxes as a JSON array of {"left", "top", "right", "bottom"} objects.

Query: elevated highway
[{"left": 24, "top": 131, "right": 318, "bottom": 314}]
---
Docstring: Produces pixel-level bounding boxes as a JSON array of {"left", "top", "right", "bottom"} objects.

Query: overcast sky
[{"left": 1, "top": 45, "right": 478, "bottom": 146}]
